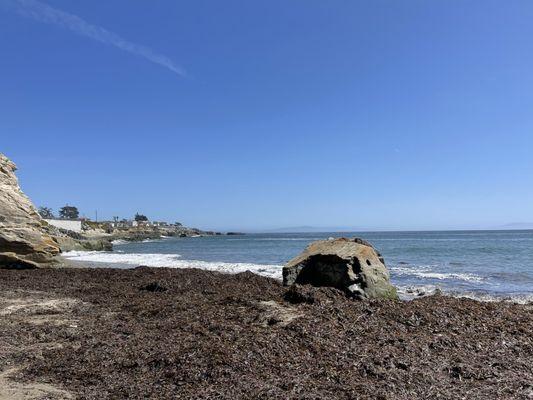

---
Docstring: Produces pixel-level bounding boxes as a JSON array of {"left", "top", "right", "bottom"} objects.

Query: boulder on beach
[
  {"left": 283, "top": 237, "right": 398, "bottom": 300},
  {"left": 0, "top": 153, "right": 61, "bottom": 268}
]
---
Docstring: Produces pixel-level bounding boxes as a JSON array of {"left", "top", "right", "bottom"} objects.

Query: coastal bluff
[
  {"left": 0, "top": 153, "right": 224, "bottom": 269},
  {"left": 0, "top": 154, "right": 61, "bottom": 268},
  {"left": 283, "top": 237, "right": 398, "bottom": 299}
]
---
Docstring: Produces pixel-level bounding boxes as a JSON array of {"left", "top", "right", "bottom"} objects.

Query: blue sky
[{"left": 1, "top": 0, "right": 533, "bottom": 231}]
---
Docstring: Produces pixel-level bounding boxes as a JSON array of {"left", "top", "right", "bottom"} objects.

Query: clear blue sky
[{"left": 1, "top": 0, "right": 533, "bottom": 231}]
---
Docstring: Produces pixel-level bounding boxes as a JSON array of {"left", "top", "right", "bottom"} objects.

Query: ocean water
[{"left": 64, "top": 230, "right": 533, "bottom": 303}]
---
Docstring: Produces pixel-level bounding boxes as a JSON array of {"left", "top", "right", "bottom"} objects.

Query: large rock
[
  {"left": 0, "top": 154, "right": 61, "bottom": 268},
  {"left": 283, "top": 238, "right": 398, "bottom": 300}
]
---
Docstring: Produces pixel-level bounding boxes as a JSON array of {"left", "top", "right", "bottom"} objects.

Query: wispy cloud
[{"left": 6, "top": 0, "right": 185, "bottom": 76}]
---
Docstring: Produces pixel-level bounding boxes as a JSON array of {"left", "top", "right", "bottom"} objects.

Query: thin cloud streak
[{"left": 8, "top": 0, "right": 185, "bottom": 76}]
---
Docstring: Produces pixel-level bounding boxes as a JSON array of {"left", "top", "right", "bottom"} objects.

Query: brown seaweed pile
[{"left": 0, "top": 267, "right": 532, "bottom": 399}]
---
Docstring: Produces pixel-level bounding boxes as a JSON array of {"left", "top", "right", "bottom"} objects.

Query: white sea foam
[
  {"left": 390, "top": 266, "right": 485, "bottom": 282},
  {"left": 396, "top": 284, "right": 440, "bottom": 299},
  {"left": 414, "top": 271, "right": 485, "bottom": 282},
  {"left": 111, "top": 239, "right": 128, "bottom": 245},
  {"left": 63, "top": 251, "right": 283, "bottom": 280},
  {"left": 450, "top": 292, "right": 533, "bottom": 304},
  {"left": 396, "top": 284, "right": 533, "bottom": 304}
]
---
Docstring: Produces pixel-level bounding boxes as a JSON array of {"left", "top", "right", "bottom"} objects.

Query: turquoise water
[{"left": 66, "top": 230, "right": 533, "bottom": 302}]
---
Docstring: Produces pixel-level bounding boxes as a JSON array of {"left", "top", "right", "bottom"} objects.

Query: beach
[
  {"left": 1, "top": 267, "right": 532, "bottom": 399},
  {"left": 3, "top": 1, "right": 533, "bottom": 398},
  {"left": 1, "top": 153, "right": 533, "bottom": 398}
]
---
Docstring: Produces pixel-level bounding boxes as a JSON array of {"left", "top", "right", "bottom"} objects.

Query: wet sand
[{"left": 0, "top": 267, "right": 532, "bottom": 399}]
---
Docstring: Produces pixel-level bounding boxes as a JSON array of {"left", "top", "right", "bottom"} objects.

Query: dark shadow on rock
[{"left": 139, "top": 282, "right": 167, "bottom": 293}]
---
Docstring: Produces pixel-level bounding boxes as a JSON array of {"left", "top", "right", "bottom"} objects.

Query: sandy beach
[{"left": 1, "top": 267, "right": 532, "bottom": 399}]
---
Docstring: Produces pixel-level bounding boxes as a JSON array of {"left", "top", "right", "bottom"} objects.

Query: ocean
[{"left": 64, "top": 230, "right": 533, "bottom": 303}]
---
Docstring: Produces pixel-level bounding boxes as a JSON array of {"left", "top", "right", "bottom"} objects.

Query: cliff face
[{"left": 0, "top": 154, "right": 61, "bottom": 268}]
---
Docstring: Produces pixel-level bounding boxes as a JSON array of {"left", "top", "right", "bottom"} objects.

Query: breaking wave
[
  {"left": 396, "top": 284, "right": 533, "bottom": 304},
  {"left": 63, "top": 251, "right": 283, "bottom": 280},
  {"left": 111, "top": 239, "right": 128, "bottom": 245},
  {"left": 390, "top": 265, "right": 485, "bottom": 282},
  {"left": 449, "top": 291, "right": 533, "bottom": 304}
]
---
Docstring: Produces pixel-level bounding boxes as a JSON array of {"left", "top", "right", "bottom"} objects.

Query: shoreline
[
  {"left": 1, "top": 266, "right": 532, "bottom": 399},
  {"left": 62, "top": 249, "right": 533, "bottom": 305}
]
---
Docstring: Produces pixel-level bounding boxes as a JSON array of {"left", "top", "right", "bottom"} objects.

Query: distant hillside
[{"left": 499, "top": 223, "right": 533, "bottom": 230}]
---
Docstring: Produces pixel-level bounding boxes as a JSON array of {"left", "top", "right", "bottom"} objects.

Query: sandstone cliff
[{"left": 0, "top": 154, "right": 61, "bottom": 268}]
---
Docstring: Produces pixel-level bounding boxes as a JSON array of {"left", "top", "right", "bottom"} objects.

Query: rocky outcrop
[
  {"left": 52, "top": 236, "right": 113, "bottom": 252},
  {"left": 42, "top": 224, "right": 113, "bottom": 252},
  {"left": 0, "top": 154, "right": 61, "bottom": 268},
  {"left": 283, "top": 237, "right": 398, "bottom": 300}
]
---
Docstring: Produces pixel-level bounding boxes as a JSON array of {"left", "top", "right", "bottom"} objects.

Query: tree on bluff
[
  {"left": 38, "top": 206, "right": 54, "bottom": 219},
  {"left": 59, "top": 205, "right": 79, "bottom": 220},
  {"left": 135, "top": 213, "right": 148, "bottom": 222}
]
